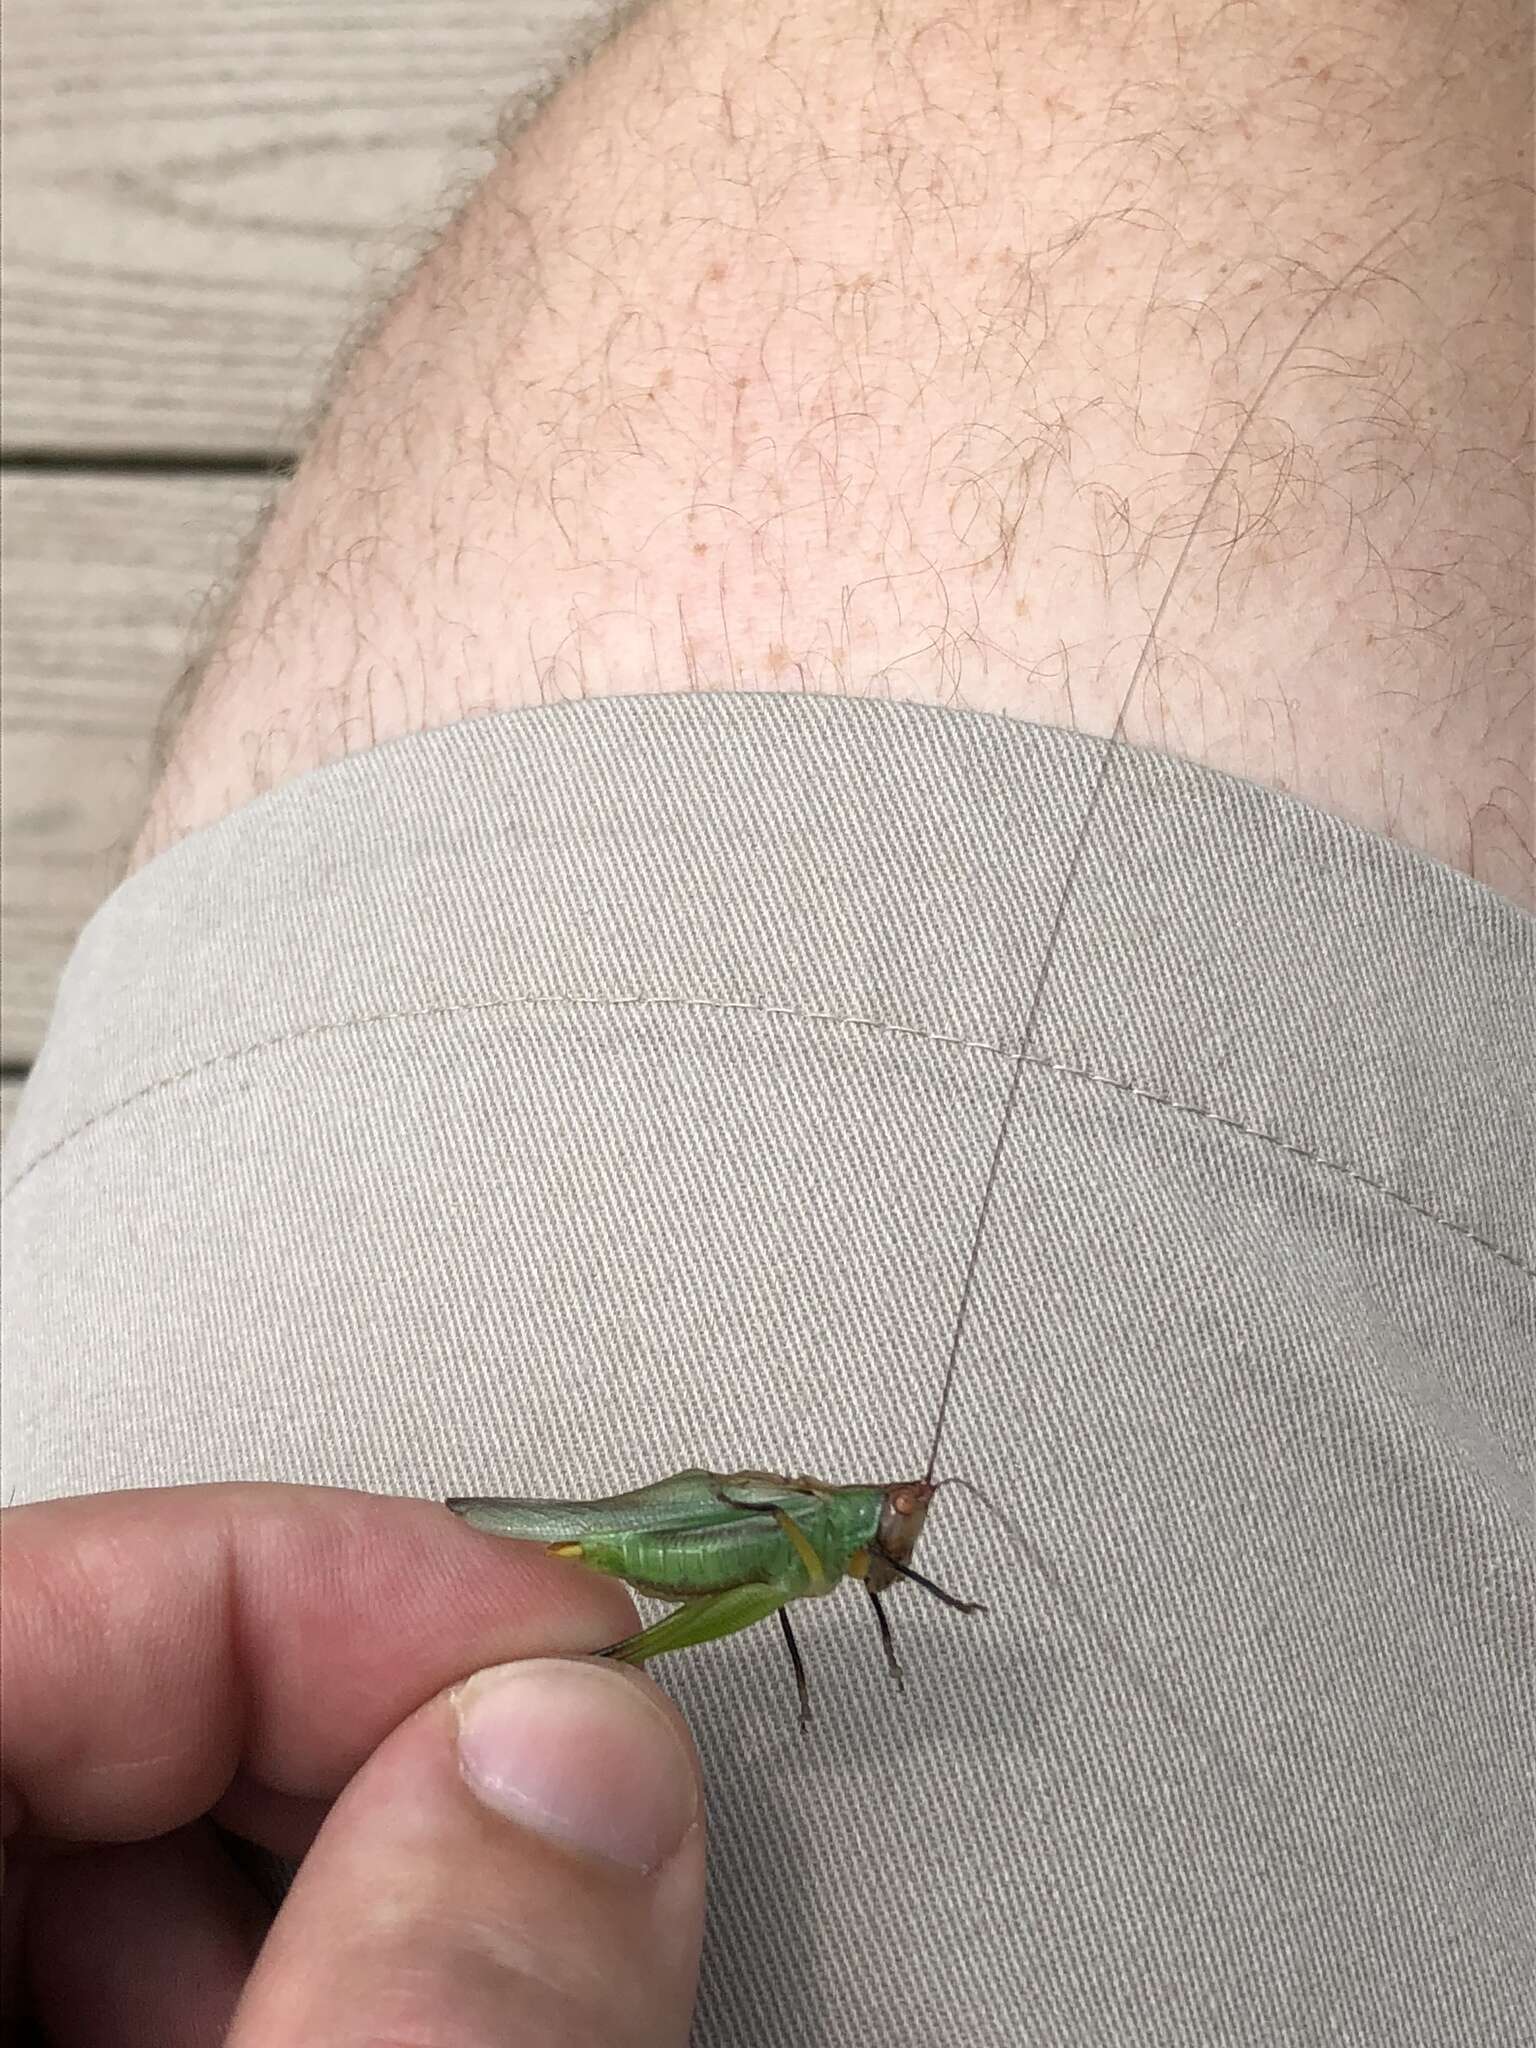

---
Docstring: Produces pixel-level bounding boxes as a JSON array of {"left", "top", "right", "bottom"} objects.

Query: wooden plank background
[
  {"left": 1, "top": 472, "right": 269, "bottom": 1059},
  {"left": 2, "top": 0, "right": 612, "bottom": 1106},
  {"left": 2, "top": 0, "right": 611, "bottom": 451}
]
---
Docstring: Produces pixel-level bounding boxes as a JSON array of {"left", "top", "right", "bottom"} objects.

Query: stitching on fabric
[{"left": 4, "top": 986, "right": 1531, "bottom": 1279}]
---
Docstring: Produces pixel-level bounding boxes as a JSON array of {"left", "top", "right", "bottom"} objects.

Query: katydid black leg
[
  {"left": 877, "top": 1552, "right": 988, "bottom": 1614},
  {"left": 864, "top": 1583, "right": 905, "bottom": 1692},
  {"left": 778, "top": 1608, "right": 812, "bottom": 1735}
]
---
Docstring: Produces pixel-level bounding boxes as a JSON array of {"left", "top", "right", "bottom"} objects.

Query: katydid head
[{"left": 868, "top": 1480, "right": 936, "bottom": 1593}]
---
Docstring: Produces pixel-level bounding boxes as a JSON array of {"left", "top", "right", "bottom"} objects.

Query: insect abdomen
[{"left": 574, "top": 1516, "right": 817, "bottom": 1598}]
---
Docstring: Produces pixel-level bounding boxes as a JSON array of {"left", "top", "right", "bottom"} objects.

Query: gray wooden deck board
[
  {"left": 2, "top": 473, "right": 269, "bottom": 1058},
  {"left": 3, "top": 0, "right": 606, "bottom": 451}
]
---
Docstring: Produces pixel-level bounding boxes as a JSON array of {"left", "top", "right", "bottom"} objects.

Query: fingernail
[{"left": 454, "top": 1660, "right": 698, "bottom": 1873}]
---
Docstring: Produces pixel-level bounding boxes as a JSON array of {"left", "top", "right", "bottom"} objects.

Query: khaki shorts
[{"left": 4, "top": 694, "right": 1532, "bottom": 2046}]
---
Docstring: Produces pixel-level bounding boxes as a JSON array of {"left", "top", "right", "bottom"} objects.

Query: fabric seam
[{"left": 3, "top": 986, "right": 1530, "bottom": 1280}]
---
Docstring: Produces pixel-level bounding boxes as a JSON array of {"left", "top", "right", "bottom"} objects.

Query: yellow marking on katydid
[
  {"left": 773, "top": 1507, "right": 828, "bottom": 1592},
  {"left": 548, "top": 1541, "right": 584, "bottom": 1559},
  {"left": 847, "top": 1548, "right": 870, "bottom": 1580}
]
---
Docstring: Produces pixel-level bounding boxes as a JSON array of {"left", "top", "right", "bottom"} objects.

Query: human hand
[{"left": 1, "top": 1484, "right": 706, "bottom": 2045}]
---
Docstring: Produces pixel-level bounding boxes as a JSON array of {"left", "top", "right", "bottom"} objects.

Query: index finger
[{"left": 1, "top": 1483, "right": 635, "bottom": 1842}]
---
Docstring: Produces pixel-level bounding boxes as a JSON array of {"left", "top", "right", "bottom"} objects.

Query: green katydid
[{"left": 447, "top": 1470, "right": 982, "bottom": 1730}]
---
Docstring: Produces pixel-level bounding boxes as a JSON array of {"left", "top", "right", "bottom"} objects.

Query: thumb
[{"left": 227, "top": 1658, "right": 706, "bottom": 2048}]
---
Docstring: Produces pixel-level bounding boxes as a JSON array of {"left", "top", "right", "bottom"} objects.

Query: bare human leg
[{"left": 140, "top": 0, "right": 1533, "bottom": 903}]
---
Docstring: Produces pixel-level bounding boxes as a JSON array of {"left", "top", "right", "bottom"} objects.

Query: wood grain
[
  {"left": 2, "top": 0, "right": 612, "bottom": 453},
  {"left": 2, "top": 473, "right": 270, "bottom": 1059}
]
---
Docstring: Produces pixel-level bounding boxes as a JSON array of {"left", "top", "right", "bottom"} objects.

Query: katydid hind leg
[
  {"left": 864, "top": 1583, "right": 905, "bottom": 1691},
  {"left": 778, "top": 1608, "right": 813, "bottom": 1735},
  {"left": 595, "top": 1582, "right": 789, "bottom": 1665}
]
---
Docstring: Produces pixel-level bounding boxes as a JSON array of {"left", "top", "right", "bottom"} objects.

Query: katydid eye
[{"left": 891, "top": 1491, "right": 913, "bottom": 1516}]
